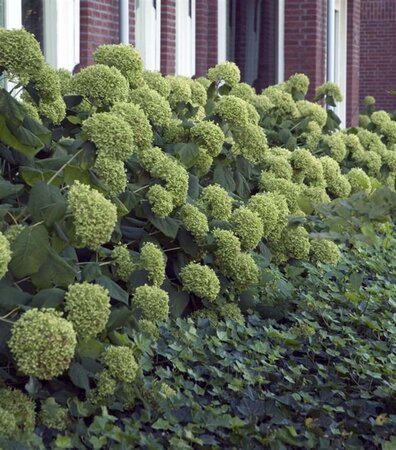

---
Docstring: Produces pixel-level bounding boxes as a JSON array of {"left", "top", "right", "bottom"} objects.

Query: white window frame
[
  {"left": 277, "top": 0, "right": 285, "bottom": 83},
  {"left": 176, "top": 0, "right": 196, "bottom": 76},
  {"left": 135, "top": 0, "right": 161, "bottom": 71},
  {"left": 217, "top": 0, "right": 227, "bottom": 63},
  {"left": 4, "top": 0, "right": 22, "bottom": 28}
]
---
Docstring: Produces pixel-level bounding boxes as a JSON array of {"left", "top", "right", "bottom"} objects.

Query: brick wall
[
  {"left": 207, "top": 0, "right": 218, "bottom": 69},
  {"left": 346, "top": 0, "right": 361, "bottom": 126},
  {"left": 360, "top": 0, "right": 396, "bottom": 111},
  {"left": 79, "top": 0, "right": 135, "bottom": 69},
  {"left": 195, "top": 0, "right": 218, "bottom": 76},
  {"left": 160, "top": 0, "right": 176, "bottom": 75},
  {"left": 284, "top": 0, "right": 327, "bottom": 99}
]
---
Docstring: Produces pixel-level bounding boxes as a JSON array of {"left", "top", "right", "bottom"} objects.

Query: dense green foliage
[{"left": 0, "top": 28, "right": 395, "bottom": 447}]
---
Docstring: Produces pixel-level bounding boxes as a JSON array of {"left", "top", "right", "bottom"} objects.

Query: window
[
  {"left": 22, "top": 0, "right": 44, "bottom": 51},
  {"left": 176, "top": 0, "right": 195, "bottom": 76},
  {"left": 0, "top": 0, "right": 5, "bottom": 27},
  {"left": 135, "top": 0, "right": 161, "bottom": 71}
]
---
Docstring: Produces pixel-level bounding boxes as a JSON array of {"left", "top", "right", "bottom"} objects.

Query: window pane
[
  {"left": 0, "top": 0, "right": 5, "bottom": 27},
  {"left": 22, "top": 0, "right": 44, "bottom": 50}
]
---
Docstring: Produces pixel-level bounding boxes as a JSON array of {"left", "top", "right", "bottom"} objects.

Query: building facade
[{"left": 0, "top": 0, "right": 395, "bottom": 126}]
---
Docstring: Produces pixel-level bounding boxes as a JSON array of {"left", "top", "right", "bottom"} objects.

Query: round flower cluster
[
  {"left": 280, "top": 225, "right": 310, "bottom": 260},
  {"left": 218, "top": 303, "right": 244, "bottom": 324},
  {"left": 4, "top": 224, "right": 24, "bottom": 244},
  {"left": 94, "top": 370, "right": 117, "bottom": 404},
  {"left": 57, "top": 68, "right": 72, "bottom": 96},
  {"left": 197, "top": 184, "right": 233, "bottom": 220},
  {"left": 180, "top": 203, "right": 209, "bottom": 241},
  {"left": 93, "top": 44, "right": 144, "bottom": 88},
  {"left": 262, "top": 86, "right": 298, "bottom": 117},
  {"left": 343, "top": 133, "right": 365, "bottom": 160},
  {"left": 310, "top": 239, "right": 341, "bottom": 265},
  {"left": 129, "top": 86, "right": 172, "bottom": 126},
  {"left": 143, "top": 70, "right": 171, "bottom": 98},
  {"left": 139, "top": 319, "right": 160, "bottom": 340},
  {"left": 321, "top": 156, "right": 352, "bottom": 198},
  {"left": 180, "top": 263, "right": 220, "bottom": 302},
  {"left": 296, "top": 100, "right": 327, "bottom": 128},
  {"left": 346, "top": 168, "right": 372, "bottom": 193},
  {"left": 194, "top": 147, "right": 213, "bottom": 176},
  {"left": 231, "top": 252, "right": 260, "bottom": 291},
  {"left": 231, "top": 207, "right": 263, "bottom": 250},
  {"left": 147, "top": 184, "right": 174, "bottom": 218},
  {"left": 0, "top": 232, "right": 12, "bottom": 279},
  {"left": 0, "top": 388, "right": 36, "bottom": 435},
  {"left": 140, "top": 242, "right": 166, "bottom": 287},
  {"left": 159, "top": 383, "right": 177, "bottom": 398},
  {"left": 67, "top": 181, "right": 117, "bottom": 250},
  {"left": 359, "top": 150, "right": 382, "bottom": 176},
  {"left": 9, "top": 309, "right": 77, "bottom": 380},
  {"left": 71, "top": 64, "right": 129, "bottom": 107},
  {"left": 315, "top": 81, "right": 343, "bottom": 102},
  {"left": 301, "top": 186, "right": 330, "bottom": 208},
  {"left": 207, "top": 61, "right": 241, "bottom": 86},
  {"left": 111, "top": 102, "right": 153, "bottom": 152},
  {"left": 82, "top": 112, "right": 134, "bottom": 161},
  {"left": 0, "top": 28, "right": 44, "bottom": 84},
  {"left": 39, "top": 399, "right": 69, "bottom": 431},
  {"left": 94, "top": 155, "right": 127, "bottom": 196},
  {"left": 215, "top": 95, "right": 251, "bottom": 127},
  {"left": 301, "top": 121, "right": 322, "bottom": 150},
  {"left": 384, "top": 150, "right": 396, "bottom": 172},
  {"left": 112, "top": 244, "right": 135, "bottom": 281},
  {"left": 65, "top": 282, "right": 110, "bottom": 337},
  {"left": 260, "top": 173, "right": 301, "bottom": 211},
  {"left": 252, "top": 94, "right": 274, "bottom": 116},
  {"left": 364, "top": 96, "right": 376, "bottom": 106},
  {"left": 167, "top": 75, "right": 192, "bottom": 108},
  {"left": 134, "top": 284, "right": 169, "bottom": 321},
  {"left": 230, "top": 83, "right": 256, "bottom": 103},
  {"left": 322, "top": 133, "right": 347, "bottom": 162},
  {"left": 190, "top": 121, "right": 225, "bottom": 157},
  {"left": 284, "top": 73, "right": 310, "bottom": 96},
  {"left": 357, "top": 129, "right": 387, "bottom": 157},
  {"left": 163, "top": 119, "right": 190, "bottom": 144},
  {"left": 232, "top": 124, "right": 269, "bottom": 164},
  {"left": 190, "top": 79, "right": 207, "bottom": 106},
  {"left": 262, "top": 153, "right": 293, "bottom": 180},
  {"left": 102, "top": 345, "right": 138, "bottom": 383}
]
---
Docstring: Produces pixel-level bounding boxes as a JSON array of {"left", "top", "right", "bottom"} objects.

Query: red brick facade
[{"left": 78, "top": 0, "right": 396, "bottom": 124}]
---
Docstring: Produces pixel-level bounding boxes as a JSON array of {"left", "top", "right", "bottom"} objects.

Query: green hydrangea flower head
[
  {"left": 191, "top": 121, "right": 225, "bottom": 157},
  {"left": 315, "top": 82, "right": 343, "bottom": 102},
  {"left": 247, "top": 101, "right": 261, "bottom": 124},
  {"left": 260, "top": 172, "right": 301, "bottom": 212},
  {"left": 0, "top": 388, "right": 36, "bottom": 434},
  {"left": 140, "top": 242, "right": 166, "bottom": 287},
  {"left": 213, "top": 228, "right": 241, "bottom": 275},
  {"left": 112, "top": 244, "right": 135, "bottom": 281},
  {"left": 20, "top": 101, "right": 41, "bottom": 122},
  {"left": 371, "top": 110, "right": 390, "bottom": 127},
  {"left": 194, "top": 147, "right": 213, "bottom": 176},
  {"left": 230, "top": 83, "right": 256, "bottom": 103},
  {"left": 192, "top": 308, "right": 219, "bottom": 324},
  {"left": 215, "top": 95, "right": 250, "bottom": 127},
  {"left": 320, "top": 155, "right": 341, "bottom": 184},
  {"left": 9, "top": 308, "right": 76, "bottom": 380},
  {"left": 197, "top": 184, "right": 233, "bottom": 220},
  {"left": 159, "top": 383, "right": 177, "bottom": 397},
  {"left": 0, "top": 407, "right": 17, "bottom": 438},
  {"left": 301, "top": 186, "right": 331, "bottom": 210},
  {"left": 166, "top": 75, "right": 192, "bottom": 107},
  {"left": 285, "top": 73, "right": 310, "bottom": 96},
  {"left": 163, "top": 119, "right": 190, "bottom": 144},
  {"left": 111, "top": 102, "right": 153, "bottom": 152},
  {"left": 0, "top": 232, "right": 12, "bottom": 279},
  {"left": 281, "top": 226, "right": 310, "bottom": 260},
  {"left": 129, "top": 86, "right": 172, "bottom": 126},
  {"left": 262, "top": 153, "right": 293, "bottom": 180},
  {"left": 290, "top": 148, "right": 324, "bottom": 183},
  {"left": 39, "top": 398, "right": 69, "bottom": 431},
  {"left": 72, "top": 64, "right": 129, "bottom": 107},
  {"left": 180, "top": 203, "right": 209, "bottom": 241},
  {"left": 322, "top": 133, "right": 347, "bottom": 162},
  {"left": 380, "top": 120, "right": 396, "bottom": 144},
  {"left": 143, "top": 70, "right": 170, "bottom": 98},
  {"left": 310, "top": 239, "right": 340, "bottom": 265},
  {"left": 343, "top": 133, "right": 365, "bottom": 160},
  {"left": 57, "top": 68, "right": 72, "bottom": 96},
  {"left": 82, "top": 112, "right": 134, "bottom": 161},
  {"left": 296, "top": 100, "right": 327, "bottom": 128},
  {"left": 180, "top": 263, "right": 220, "bottom": 302},
  {"left": 134, "top": 284, "right": 169, "bottom": 321},
  {"left": 329, "top": 175, "right": 351, "bottom": 199},
  {"left": 271, "top": 147, "right": 292, "bottom": 159},
  {"left": 94, "top": 370, "right": 117, "bottom": 404},
  {"left": 218, "top": 303, "right": 244, "bottom": 324},
  {"left": 232, "top": 124, "right": 268, "bottom": 164},
  {"left": 301, "top": 121, "right": 322, "bottom": 150},
  {"left": 147, "top": 185, "right": 174, "bottom": 218},
  {"left": 30, "top": 64, "right": 62, "bottom": 102},
  {"left": 103, "top": 345, "right": 138, "bottom": 383},
  {"left": 207, "top": 61, "right": 241, "bottom": 86},
  {"left": 357, "top": 129, "right": 387, "bottom": 156},
  {"left": 196, "top": 76, "right": 211, "bottom": 89},
  {"left": 359, "top": 114, "right": 371, "bottom": 128},
  {"left": 93, "top": 44, "right": 144, "bottom": 88},
  {"left": 67, "top": 181, "right": 117, "bottom": 249},
  {"left": 231, "top": 207, "right": 264, "bottom": 250},
  {"left": 94, "top": 155, "right": 127, "bottom": 196},
  {"left": 0, "top": 28, "right": 44, "bottom": 84},
  {"left": 231, "top": 252, "right": 259, "bottom": 291},
  {"left": 346, "top": 168, "right": 372, "bottom": 193},
  {"left": 139, "top": 319, "right": 160, "bottom": 340},
  {"left": 252, "top": 94, "right": 274, "bottom": 116},
  {"left": 363, "top": 95, "right": 376, "bottom": 106},
  {"left": 65, "top": 282, "right": 110, "bottom": 337},
  {"left": 190, "top": 79, "right": 208, "bottom": 106},
  {"left": 4, "top": 224, "right": 25, "bottom": 244},
  {"left": 262, "top": 86, "right": 298, "bottom": 117},
  {"left": 384, "top": 150, "right": 396, "bottom": 171},
  {"left": 359, "top": 150, "right": 382, "bottom": 176},
  {"left": 37, "top": 96, "right": 66, "bottom": 124}
]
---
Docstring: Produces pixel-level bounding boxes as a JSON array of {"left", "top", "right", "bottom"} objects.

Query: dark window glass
[
  {"left": 0, "top": 0, "right": 5, "bottom": 27},
  {"left": 22, "top": 0, "right": 44, "bottom": 51}
]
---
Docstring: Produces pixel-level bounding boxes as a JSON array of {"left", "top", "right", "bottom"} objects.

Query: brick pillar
[
  {"left": 359, "top": 0, "right": 396, "bottom": 111},
  {"left": 233, "top": 0, "right": 247, "bottom": 77},
  {"left": 161, "top": 0, "right": 177, "bottom": 75},
  {"left": 195, "top": 0, "right": 209, "bottom": 76},
  {"left": 79, "top": 0, "right": 136, "bottom": 69},
  {"left": 255, "top": 0, "right": 277, "bottom": 91},
  {"left": 207, "top": 0, "right": 218, "bottom": 69},
  {"left": 346, "top": 0, "right": 361, "bottom": 126},
  {"left": 284, "top": 0, "right": 327, "bottom": 99}
]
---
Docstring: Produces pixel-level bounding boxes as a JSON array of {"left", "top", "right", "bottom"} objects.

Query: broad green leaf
[
  {"left": 0, "top": 279, "right": 31, "bottom": 308},
  {"left": 0, "top": 176, "right": 23, "bottom": 200},
  {"left": 31, "top": 288, "right": 65, "bottom": 308},
  {"left": 27, "top": 181, "right": 67, "bottom": 226},
  {"left": 31, "top": 248, "right": 77, "bottom": 288},
  {"left": 0, "top": 115, "right": 42, "bottom": 158},
  {"left": 68, "top": 362, "right": 90, "bottom": 391},
  {"left": 213, "top": 164, "right": 236, "bottom": 192},
  {"left": 96, "top": 275, "right": 129, "bottom": 304}
]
